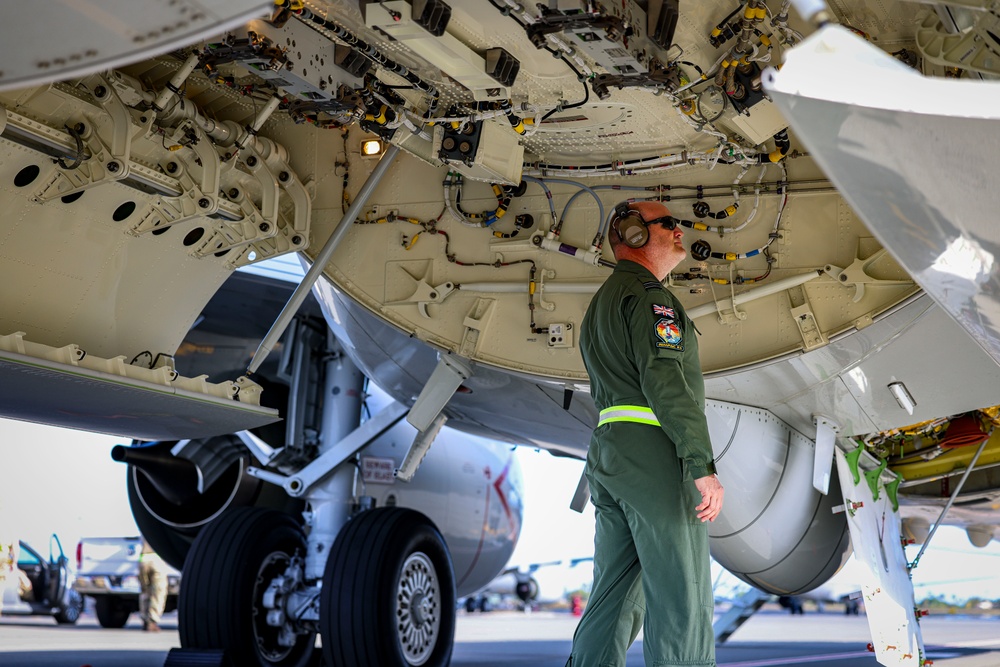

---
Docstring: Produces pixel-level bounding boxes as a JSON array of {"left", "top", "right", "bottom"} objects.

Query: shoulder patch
[
  {"left": 642, "top": 280, "right": 664, "bottom": 292},
  {"left": 655, "top": 317, "right": 683, "bottom": 351},
  {"left": 652, "top": 304, "right": 675, "bottom": 318}
]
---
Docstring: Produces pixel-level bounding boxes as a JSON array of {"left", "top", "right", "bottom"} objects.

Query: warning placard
[{"left": 361, "top": 456, "right": 396, "bottom": 484}]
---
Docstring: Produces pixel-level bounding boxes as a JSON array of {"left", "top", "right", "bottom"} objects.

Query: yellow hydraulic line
[{"left": 891, "top": 428, "right": 1000, "bottom": 482}]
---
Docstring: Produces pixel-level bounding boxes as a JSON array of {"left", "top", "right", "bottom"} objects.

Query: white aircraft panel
[
  {"left": 0, "top": 1, "right": 272, "bottom": 92},
  {"left": 835, "top": 448, "right": 924, "bottom": 667},
  {"left": 764, "top": 25, "right": 1000, "bottom": 370}
]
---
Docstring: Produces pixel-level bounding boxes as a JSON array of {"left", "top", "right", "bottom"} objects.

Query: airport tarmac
[{"left": 0, "top": 609, "right": 997, "bottom": 666}]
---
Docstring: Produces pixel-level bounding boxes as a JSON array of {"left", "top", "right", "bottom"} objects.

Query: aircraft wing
[
  {"left": 0, "top": 258, "right": 328, "bottom": 441},
  {"left": 764, "top": 24, "right": 1000, "bottom": 366}
]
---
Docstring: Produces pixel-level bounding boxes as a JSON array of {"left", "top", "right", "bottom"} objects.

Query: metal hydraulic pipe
[
  {"left": 111, "top": 442, "right": 202, "bottom": 505},
  {"left": 459, "top": 281, "right": 603, "bottom": 294},
  {"left": 686, "top": 269, "right": 824, "bottom": 320},
  {"left": 246, "top": 144, "right": 401, "bottom": 374},
  {"left": 536, "top": 236, "right": 604, "bottom": 266},
  {"left": 908, "top": 435, "right": 990, "bottom": 570},
  {"left": 152, "top": 53, "right": 201, "bottom": 112},
  {"left": 234, "top": 96, "right": 282, "bottom": 150}
]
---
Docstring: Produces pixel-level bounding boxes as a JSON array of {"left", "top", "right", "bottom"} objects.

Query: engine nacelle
[
  {"left": 706, "top": 400, "right": 851, "bottom": 595},
  {"left": 125, "top": 434, "right": 301, "bottom": 569},
  {"left": 902, "top": 517, "right": 930, "bottom": 545}
]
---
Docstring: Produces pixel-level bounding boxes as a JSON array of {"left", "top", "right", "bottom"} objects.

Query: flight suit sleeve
[{"left": 626, "top": 289, "right": 716, "bottom": 481}]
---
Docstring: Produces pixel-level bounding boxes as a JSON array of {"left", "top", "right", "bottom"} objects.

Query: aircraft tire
[
  {"left": 179, "top": 507, "right": 316, "bottom": 667},
  {"left": 320, "top": 507, "right": 456, "bottom": 667},
  {"left": 94, "top": 596, "right": 131, "bottom": 628}
]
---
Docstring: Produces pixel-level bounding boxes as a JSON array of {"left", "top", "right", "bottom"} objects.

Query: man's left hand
[{"left": 694, "top": 474, "right": 724, "bottom": 523}]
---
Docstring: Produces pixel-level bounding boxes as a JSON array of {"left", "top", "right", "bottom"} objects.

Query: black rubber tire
[
  {"left": 179, "top": 508, "right": 315, "bottom": 667},
  {"left": 320, "top": 508, "right": 456, "bottom": 667},
  {"left": 54, "top": 589, "right": 84, "bottom": 625},
  {"left": 95, "top": 596, "right": 131, "bottom": 628}
]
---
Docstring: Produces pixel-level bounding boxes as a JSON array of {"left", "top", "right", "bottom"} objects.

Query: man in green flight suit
[{"left": 568, "top": 200, "right": 724, "bottom": 667}]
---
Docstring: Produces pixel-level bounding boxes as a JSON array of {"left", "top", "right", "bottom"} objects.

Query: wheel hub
[
  {"left": 396, "top": 552, "right": 441, "bottom": 666},
  {"left": 253, "top": 551, "right": 301, "bottom": 661}
]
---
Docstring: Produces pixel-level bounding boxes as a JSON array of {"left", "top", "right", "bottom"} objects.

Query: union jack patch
[{"left": 652, "top": 304, "right": 675, "bottom": 318}]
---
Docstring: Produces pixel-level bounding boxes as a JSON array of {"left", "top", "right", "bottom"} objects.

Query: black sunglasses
[{"left": 645, "top": 215, "right": 677, "bottom": 231}]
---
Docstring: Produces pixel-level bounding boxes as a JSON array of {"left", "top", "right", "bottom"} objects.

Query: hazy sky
[{"left": 1, "top": 418, "right": 999, "bottom": 603}]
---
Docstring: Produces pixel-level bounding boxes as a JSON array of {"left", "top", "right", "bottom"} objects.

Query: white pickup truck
[{"left": 72, "top": 536, "right": 181, "bottom": 628}]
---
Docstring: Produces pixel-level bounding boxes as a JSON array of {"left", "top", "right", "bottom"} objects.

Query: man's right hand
[{"left": 694, "top": 474, "right": 724, "bottom": 523}]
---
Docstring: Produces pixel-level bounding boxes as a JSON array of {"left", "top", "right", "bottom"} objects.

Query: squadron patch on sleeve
[{"left": 654, "top": 317, "right": 683, "bottom": 350}]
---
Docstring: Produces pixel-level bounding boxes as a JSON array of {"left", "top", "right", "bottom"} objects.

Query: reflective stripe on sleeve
[{"left": 598, "top": 405, "right": 661, "bottom": 427}]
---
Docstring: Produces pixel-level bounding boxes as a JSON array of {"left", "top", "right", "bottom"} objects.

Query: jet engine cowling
[
  {"left": 706, "top": 400, "right": 851, "bottom": 595},
  {"left": 123, "top": 435, "right": 302, "bottom": 569}
]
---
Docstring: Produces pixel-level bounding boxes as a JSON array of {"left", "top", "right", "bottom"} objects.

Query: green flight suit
[{"left": 568, "top": 259, "right": 717, "bottom": 667}]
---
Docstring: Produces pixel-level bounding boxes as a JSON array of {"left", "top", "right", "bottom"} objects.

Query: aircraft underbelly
[
  {"left": 320, "top": 258, "right": 1000, "bottom": 455},
  {"left": 766, "top": 26, "right": 1000, "bottom": 370},
  {"left": 706, "top": 294, "right": 1000, "bottom": 438},
  {"left": 311, "top": 274, "right": 596, "bottom": 455},
  {"left": 0, "top": 2, "right": 273, "bottom": 92}
]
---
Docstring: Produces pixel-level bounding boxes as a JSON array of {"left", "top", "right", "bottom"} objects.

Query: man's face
[{"left": 648, "top": 217, "right": 687, "bottom": 271}]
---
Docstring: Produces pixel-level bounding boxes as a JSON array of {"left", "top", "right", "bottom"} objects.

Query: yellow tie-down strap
[{"left": 598, "top": 405, "right": 661, "bottom": 427}]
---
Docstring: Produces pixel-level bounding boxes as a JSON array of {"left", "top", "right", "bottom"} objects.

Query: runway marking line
[
  {"left": 720, "top": 651, "right": 873, "bottom": 666},
  {"left": 935, "top": 638, "right": 1000, "bottom": 649}
]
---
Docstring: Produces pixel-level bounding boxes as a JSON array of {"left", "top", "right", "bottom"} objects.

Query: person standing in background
[
  {"left": 138, "top": 537, "right": 167, "bottom": 632},
  {"left": 0, "top": 539, "right": 13, "bottom": 616}
]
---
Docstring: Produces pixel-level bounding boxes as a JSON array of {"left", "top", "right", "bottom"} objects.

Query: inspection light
[
  {"left": 361, "top": 139, "right": 384, "bottom": 157},
  {"left": 888, "top": 381, "right": 916, "bottom": 415}
]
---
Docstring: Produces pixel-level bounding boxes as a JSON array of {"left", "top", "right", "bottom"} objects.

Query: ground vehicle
[
  {"left": 73, "top": 536, "right": 180, "bottom": 628},
  {"left": 0, "top": 535, "right": 83, "bottom": 624}
]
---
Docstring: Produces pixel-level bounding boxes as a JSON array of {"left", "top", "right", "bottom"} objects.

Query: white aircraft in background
[
  {"left": 1, "top": 1, "right": 1000, "bottom": 666},
  {"left": 792, "top": 557, "right": 867, "bottom": 614},
  {"left": 463, "top": 556, "right": 594, "bottom": 612}
]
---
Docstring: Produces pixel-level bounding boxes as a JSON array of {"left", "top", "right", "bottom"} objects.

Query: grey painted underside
[{"left": 0, "top": 352, "right": 279, "bottom": 441}]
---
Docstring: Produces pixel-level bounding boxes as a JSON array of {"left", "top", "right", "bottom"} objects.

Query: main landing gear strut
[{"left": 175, "top": 329, "right": 458, "bottom": 667}]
